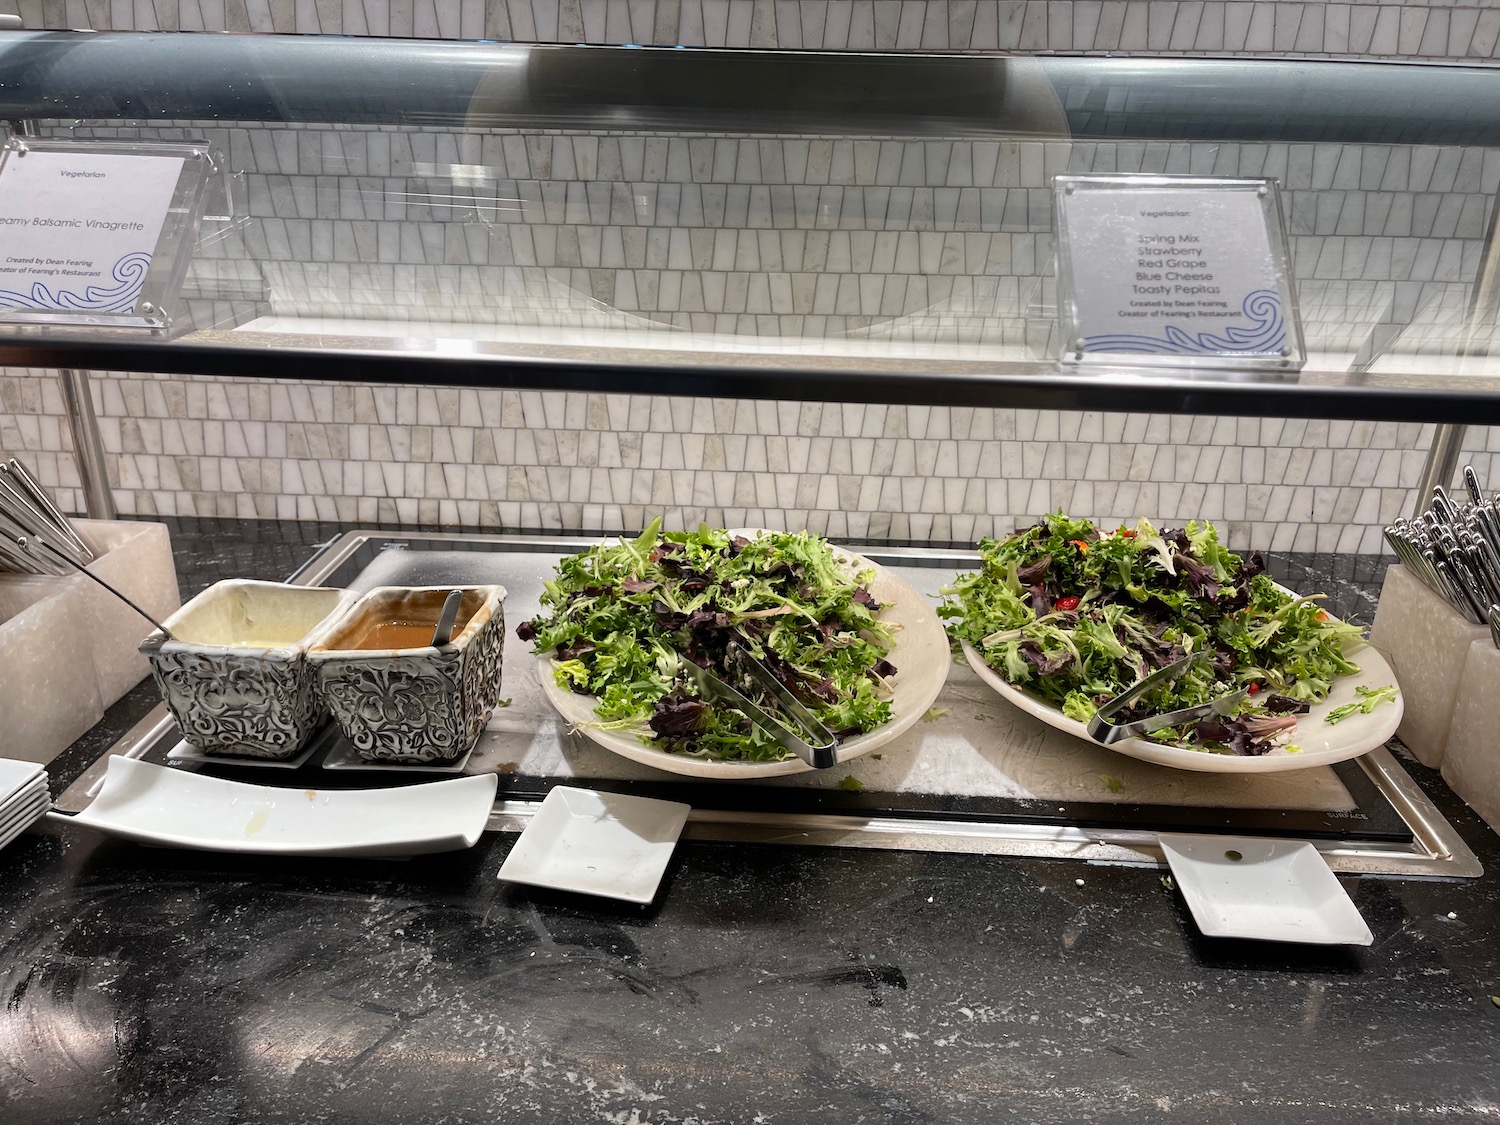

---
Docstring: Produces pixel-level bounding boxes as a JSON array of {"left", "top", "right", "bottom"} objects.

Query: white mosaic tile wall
[
  {"left": 11, "top": 0, "right": 1500, "bottom": 62},
  {"left": 5, "top": 370, "right": 1499, "bottom": 554}
]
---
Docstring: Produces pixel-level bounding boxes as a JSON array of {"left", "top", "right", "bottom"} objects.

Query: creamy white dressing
[{"left": 166, "top": 583, "right": 346, "bottom": 648}]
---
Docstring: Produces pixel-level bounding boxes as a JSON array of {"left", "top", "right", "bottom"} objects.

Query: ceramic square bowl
[
  {"left": 139, "top": 580, "right": 357, "bottom": 760},
  {"left": 307, "top": 585, "right": 507, "bottom": 765}
]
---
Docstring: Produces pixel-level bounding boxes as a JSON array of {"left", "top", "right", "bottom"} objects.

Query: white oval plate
[
  {"left": 961, "top": 638, "right": 1402, "bottom": 774},
  {"left": 56, "top": 757, "right": 498, "bottom": 855},
  {"left": 538, "top": 535, "right": 951, "bottom": 779}
]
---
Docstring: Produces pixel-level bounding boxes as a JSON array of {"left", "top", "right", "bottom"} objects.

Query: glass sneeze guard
[{"left": 1, "top": 35, "right": 1500, "bottom": 421}]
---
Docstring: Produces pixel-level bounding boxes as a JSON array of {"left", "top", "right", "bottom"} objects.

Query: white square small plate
[
  {"left": 0, "top": 790, "right": 51, "bottom": 844},
  {"left": 0, "top": 798, "right": 49, "bottom": 830},
  {"left": 0, "top": 776, "right": 49, "bottom": 810},
  {"left": 320, "top": 739, "right": 476, "bottom": 774},
  {"left": 0, "top": 758, "right": 45, "bottom": 803},
  {"left": 0, "top": 783, "right": 50, "bottom": 822},
  {"left": 1160, "top": 834, "right": 1373, "bottom": 945},
  {"left": 498, "top": 786, "right": 691, "bottom": 904},
  {"left": 167, "top": 737, "right": 324, "bottom": 770}
]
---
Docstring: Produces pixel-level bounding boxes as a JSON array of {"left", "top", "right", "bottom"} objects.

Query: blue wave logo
[
  {"left": 1082, "top": 289, "right": 1285, "bottom": 356},
  {"left": 0, "top": 252, "right": 152, "bottom": 314}
]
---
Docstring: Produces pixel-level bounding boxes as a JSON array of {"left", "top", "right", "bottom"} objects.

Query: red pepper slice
[
  {"left": 1247, "top": 682, "right": 1261, "bottom": 695},
  {"left": 1055, "top": 595, "right": 1081, "bottom": 611}
]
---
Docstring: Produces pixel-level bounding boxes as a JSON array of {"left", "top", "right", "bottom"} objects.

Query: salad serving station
[
  {"left": 5, "top": 34, "right": 1500, "bottom": 1125},
  {"left": 52, "top": 526, "right": 1468, "bottom": 881},
  {"left": 11, "top": 518, "right": 1500, "bottom": 1125}
]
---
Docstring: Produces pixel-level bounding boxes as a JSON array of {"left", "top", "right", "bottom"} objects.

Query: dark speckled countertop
[{"left": 3, "top": 519, "right": 1499, "bottom": 1125}]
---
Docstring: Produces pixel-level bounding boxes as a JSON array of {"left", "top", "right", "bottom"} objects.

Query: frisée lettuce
[{"left": 940, "top": 512, "right": 1375, "bottom": 755}]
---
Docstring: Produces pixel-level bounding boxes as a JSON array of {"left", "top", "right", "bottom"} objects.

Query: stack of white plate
[{"left": 0, "top": 759, "right": 51, "bottom": 849}]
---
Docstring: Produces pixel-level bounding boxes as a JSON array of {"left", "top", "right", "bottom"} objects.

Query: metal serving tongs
[
  {"left": 683, "top": 646, "right": 839, "bottom": 769},
  {"left": 1085, "top": 652, "right": 1248, "bottom": 746}
]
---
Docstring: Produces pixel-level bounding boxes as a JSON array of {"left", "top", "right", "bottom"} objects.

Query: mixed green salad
[
  {"left": 518, "top": 520, "right": 899, "bottom": 762},
  {"left": 940, "top": 511, "right": 1381, "bottom": 755}
]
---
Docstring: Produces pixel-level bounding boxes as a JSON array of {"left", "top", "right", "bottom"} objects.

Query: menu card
[
  {"left": 1054, "top": 175, "right": 1303, "bottom": 369},
  {"left": 0, "top": 149, "right": 184, "bottom": 318}
]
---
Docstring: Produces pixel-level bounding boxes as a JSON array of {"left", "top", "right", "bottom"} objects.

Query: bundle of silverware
[
  {"left": 0, "top": 458, "right": 95, "bottom": 575},
  {"left": 1384, "top": 466, "right": 1500, "bottom": 643}
]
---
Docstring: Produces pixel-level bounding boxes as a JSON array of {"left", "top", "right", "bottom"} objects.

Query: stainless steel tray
[{"left": 57, "top": 531, "right": 1482, "bottom": 878}]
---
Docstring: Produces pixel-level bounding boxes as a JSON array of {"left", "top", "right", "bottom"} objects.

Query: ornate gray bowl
[
  {"left": 139, "top": 580, "right": 357, "bottom": 759},
  {"left": 307, "top": 585, "right": 507, "bottom": 765}
]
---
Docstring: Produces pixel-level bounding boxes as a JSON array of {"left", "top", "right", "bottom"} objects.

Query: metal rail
[
  {"left": 4, "top": 34, "right": 1500, "bottom": 145},
  {"left": 57, "top": 369, "right": 115, "bottom": 520},
  {"left": 4, "top": 334, "right": 1500, "bottom": 423}
]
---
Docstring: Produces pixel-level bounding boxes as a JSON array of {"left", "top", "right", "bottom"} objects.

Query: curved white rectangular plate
[
  {"left": 499, "top": 786, "right": 690, "bottom": 903},
  {"left": 57, "top": 757, "right": 497, "bottom": 857},
  {"left": 1160, "top": 833, "right": 1373, "bottom": 945}
]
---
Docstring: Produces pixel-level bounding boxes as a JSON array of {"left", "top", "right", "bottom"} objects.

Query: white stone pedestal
[
  {"left": 1368, "top": 563, "right": 1487, "bottom": 768},
  {"left": 1443, "top": 640, "right": 1500, "bottom": 836},
  {"left": 0, "top": 520, "right": 180, "bottom": 765}
]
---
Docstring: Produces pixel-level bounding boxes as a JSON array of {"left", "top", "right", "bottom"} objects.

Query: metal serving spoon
[{"left": 430, "top": 589, "right": 464, "bottom": 647}]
